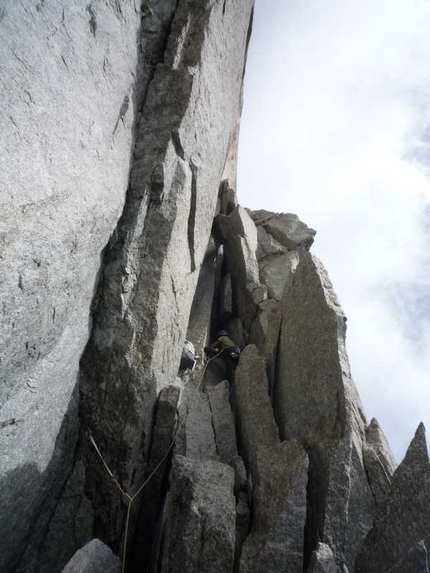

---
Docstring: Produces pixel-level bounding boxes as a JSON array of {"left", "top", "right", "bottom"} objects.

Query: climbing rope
[{"left": 87, "top": 349, "right": 222, "bottom": 573}]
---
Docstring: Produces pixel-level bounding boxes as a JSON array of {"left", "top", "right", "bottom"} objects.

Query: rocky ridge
[{"left": 1, "top": 2, "right": 429, "bottom": 573}]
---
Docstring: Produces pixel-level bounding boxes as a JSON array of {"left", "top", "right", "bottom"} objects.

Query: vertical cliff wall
[{"left": 1, "top": 3, "right": 429, "bottom": 573}]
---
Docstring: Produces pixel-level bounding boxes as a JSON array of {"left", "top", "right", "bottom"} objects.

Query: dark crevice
[
  {"left": 188, "top": 160, "right": 198, "bottom": 273},
  {"left": 222, "top": 0, "right": 227, "bottom": 16},
  {"left": 86, "top": 4, "right": 97, "bottom": 38},
  {"left": 78, "top": 0, "right": 183, "bottom": 554}
]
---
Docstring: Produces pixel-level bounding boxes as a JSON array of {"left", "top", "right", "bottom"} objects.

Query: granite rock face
[
  {"left": 2, "top": 1, "right": 427, "bottom": 572},
  {"left": 161, "top": 455, "right": 236, "bottom": 573},
  {"left": 240, "top": 441, "right": 309, "bottom": 573},
  {"left": 363, "top": 417, "right": 397, "bottom": 506},
  {"left": 78, "top": 0, "right": 255, "bottom": 549},
  {"left": 356, "top": 423, "right": 430, "bottom": 573},
  {"left": 233, "top": 345, "right": 279, "bottom": 471},
  {"left": 274, "top": 251, "right": 375, "bottom": 570},
  {"left": 0, "top": 2, "right": 142, "bottom": 570},
  {"left": 61, "top": 539, "right": 120, "bottom": 573}
]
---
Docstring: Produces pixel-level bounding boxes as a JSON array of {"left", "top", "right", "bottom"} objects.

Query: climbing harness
[{"left": 86, "top": 349, "right": 222, "bottom": 573}]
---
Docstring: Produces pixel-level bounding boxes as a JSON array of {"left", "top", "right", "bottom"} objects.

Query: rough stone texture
[
  {"left": 79, "top": 0, "right": 255, "bottom": 548},
  {"left": 185, "top": 241, "right": 218, "bottom": 359},
  {"left": 387, "top": 541, "right": 429, "bottom": 573},
  {"left": 61, "top": 539, "right": 120, "bottom": 573},
  {"left": 207, "top": 381, "right": 238, "bottom": 464},
  {"left": 161, "top": 455, "right": 236, "bottom": 573},
  {"left": 236, "top": 491, "right": 251, "bottom": 568},
  {"left": 131, "top": 385, "right": 180, "bottom": 571},
  {"left": 0, "top": 2, "right": 143, "bottom": 570},
  {"left": 259, "top": 252, "right": 299, "bottom": 302},
  {"left": 178, "top": 387, "right": 219, "bottom": 462},
  {"left": 249, "top": 209, "right": 316, "bottom": 250},
  {"left": 240, "top": 441, "right": 308, "bottom": 573},
  {"left": 307, "top": 543, "right": 339, "bottom": 573},
  {"left": 363, "top": 417, "right": 397, "bottom": 506},
  {"left": 356, "top": 423, "right": 430, "bottom": 573},
  {"left": 223, "top": 206, "right": 261, "bottom": 332},
  {"left": 233, "top": 345, "right": 279, "bottom": 472},
  {"left": 34, "top": 461, "right": 94, "bottom": 573},
  {"left": 274, "top": 251, "right": 374, "bottom": 571},
  {"left": 230, "top": 455, "right": 248, "bottom": 497}
]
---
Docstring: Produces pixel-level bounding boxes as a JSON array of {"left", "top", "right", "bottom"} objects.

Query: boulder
[
  {"left": 249, "top": 209, "right": 316, "bottom": 250},
  {"left": 307, "top": 543, "right": 339, "bottom": 573},
  {"left": 161, "top": 455, "right": 236, "bottom": 573},
  {"left": 274, "top": 251, "right": 374, "bottom": 570},
  {"left": 240, "top": 441, "right": 308, "bottom": 573},
  {"left": 355, "top": 423, "right": 430, "bottom": 573},
  {"left": 207, "top": 381, "right": 238, "bottom": 464},
  {"left": 363, "top": 418, "right": 397, "bottom": 506},
  {"left": 61, "top": 539, "right": 120, "bottom": 573}
]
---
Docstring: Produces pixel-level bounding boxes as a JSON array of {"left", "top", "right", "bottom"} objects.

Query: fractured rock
[
  {"left": 223, "top": 206, "right": 261, "bottom": 332},
  {"left": 79, "top": 0, "right": 255, "bottom": 547},
  {"left": 274, "top": 251, "right": 374, "bottom": 570},
  {"left": 207, "top": 381, "right": 238, "bottom": 464},
  {"left": 355, "top": 423, "right": 430, "bottom": 573},
  {"left": 61, "top": 539, "right": 120, "bottom": 573},
  {"left": 363, "top": 417, "right": 397, "bottom": 506},
  {"left": 161, "top": 455, "right": 236, "bottom": 573},
  {"left": 240, "top": 441, "right": 308, "bottom": 573},
  {"left": 249, "top": 209, "right": 316, "bottom": 250},
  {"left": 259, "top": 251, "right": 299, "bottom": 302}
]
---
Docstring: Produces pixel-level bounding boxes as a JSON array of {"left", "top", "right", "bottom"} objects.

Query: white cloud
[{"left": 238, "top": 0, "right": 430, "bottom": 461}]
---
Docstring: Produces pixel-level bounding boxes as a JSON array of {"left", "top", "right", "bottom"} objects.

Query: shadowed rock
[
  {"left": 356, "top": 423, "right": 430, "bottom": 573},
  {"left": 207, "top": 381, "right": 238, "bottom": 464}
]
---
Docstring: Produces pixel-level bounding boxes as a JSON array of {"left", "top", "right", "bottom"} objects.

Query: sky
[{"left": 238, "top": 0, "right": 430, "bottom": 462}]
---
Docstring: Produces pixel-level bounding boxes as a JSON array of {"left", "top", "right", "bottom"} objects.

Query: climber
[
  {"left": 204, "top": 330, "right": 240, "bottom": 362},
  {"left": 179, "top": 340, "right": 198, "bottom": 371}
]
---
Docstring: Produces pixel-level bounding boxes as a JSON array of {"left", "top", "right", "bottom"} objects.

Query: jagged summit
[{"left": 1, "top": 2, "right": 428, "bottom": 573}]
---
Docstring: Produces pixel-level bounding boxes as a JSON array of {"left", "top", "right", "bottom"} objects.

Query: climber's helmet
[{"left": 217, "top": 330, "right": 229, "bottom": 337}]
